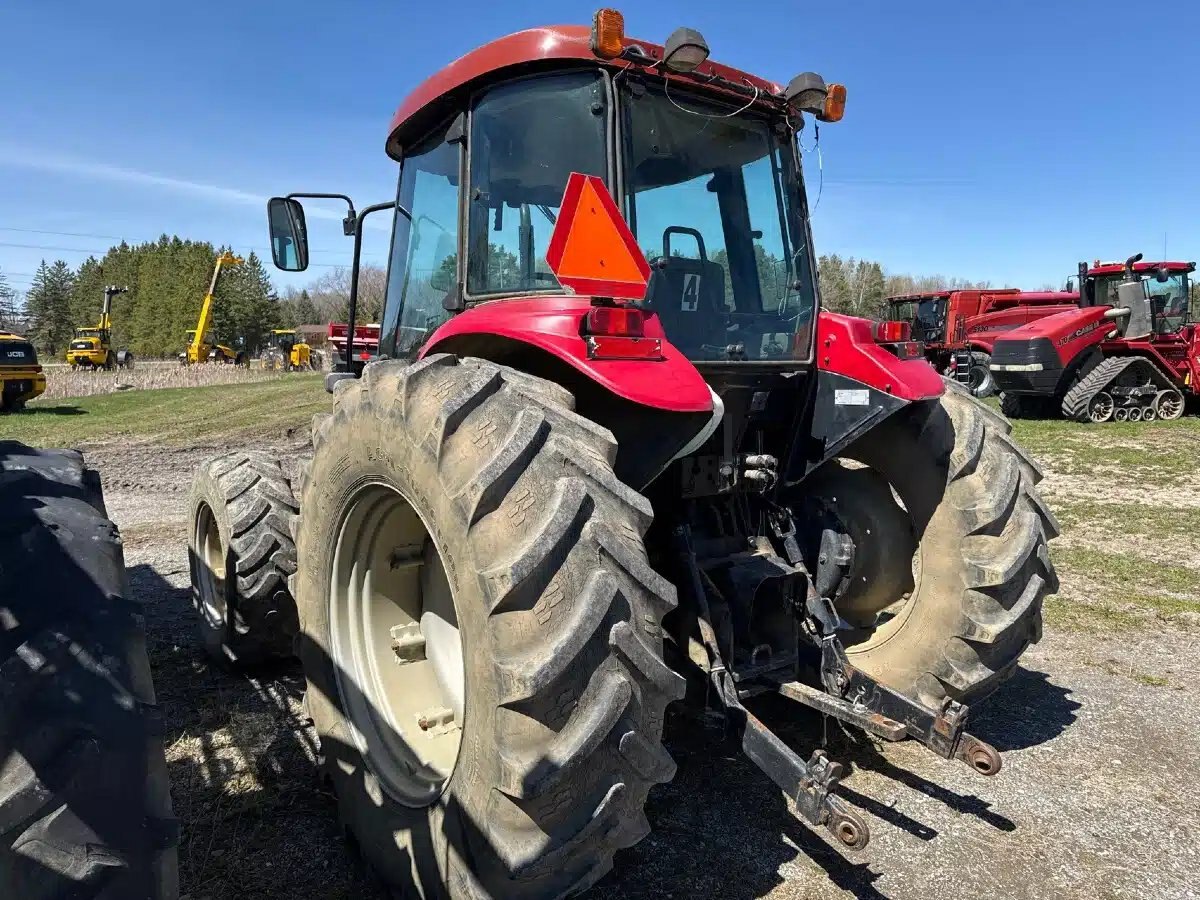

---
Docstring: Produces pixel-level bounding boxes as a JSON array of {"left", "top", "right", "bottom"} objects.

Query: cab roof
[
  {"left": 1087, "top": 260, "right": 1195, "bottom": 276},
  {"left": 386, "top": 24, "right": 785, "bottom": 158}
]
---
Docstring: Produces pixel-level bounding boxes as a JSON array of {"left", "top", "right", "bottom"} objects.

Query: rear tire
[
  {"left": 292, "top": 355, "right": 683, "bottom": 898},
  {"left": 808, "top": 383, "right": 1058, "bottom": 707},
  {"left": 0, "top": 443, "right": 178, "bottom": 899},
  {"left": 188, "top": 451, "right": 299, "bottom": 665}
]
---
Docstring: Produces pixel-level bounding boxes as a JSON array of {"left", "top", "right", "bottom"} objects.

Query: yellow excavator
[
  {"left": 261, "top": 329, "right": 315, "bottom": 371},
  {"left": 180, "top": 251, "right": 248, "bottom": 365},
  {"left": 66, "top": 285, "right": 134, "bottom": 370}
]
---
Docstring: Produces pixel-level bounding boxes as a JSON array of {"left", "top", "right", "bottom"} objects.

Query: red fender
[
  {"left": 816, "top": 312, "right": 943, "bottom": 401},
  {"left": 420, "top": 296, "right": 714, "bottom": 414}
]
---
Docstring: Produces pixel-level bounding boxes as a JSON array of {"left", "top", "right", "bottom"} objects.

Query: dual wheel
[{"left": 187, "top": 360, "right": 1056, "bottom": 898}]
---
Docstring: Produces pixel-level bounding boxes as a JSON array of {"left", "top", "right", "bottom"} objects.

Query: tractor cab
[
  {"left": 268, "top": 329, "right": 298, "bottom": 355},
  {"left": 71, "top": 327, "right": 109, "bottom": 348},
  {"left": 1081, "top": 259, "right": 1194, "bottom": 336},
  {"left": 886, "top": 293, "right": 950, "bottom": 344},
  {"left": 267, "top": 17, "right": 851, "bottom": 376}
]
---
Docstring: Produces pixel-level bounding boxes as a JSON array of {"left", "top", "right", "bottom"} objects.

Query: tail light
[
  {"left": 583, "top": 304, "right": 662, "bottom": 360},
  {"left": 874, "top": 320, "right": 912, "bottom": 343},
  {"left": 585, "top": 305, "right": 645, "bottom": 338}
]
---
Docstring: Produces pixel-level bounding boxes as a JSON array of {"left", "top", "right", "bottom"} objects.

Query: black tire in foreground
[
  {"left": 291, "top": 355, "right": 684, "bottom": 899},
  {"left": 803, "top": 381, "right": 1059, "bottom": 708},
  {"left": 188, "top": 451, "right": 299, "bottom": 665},
  {"left": 0, "top": 442, "right": 178, "bottom": 899}
]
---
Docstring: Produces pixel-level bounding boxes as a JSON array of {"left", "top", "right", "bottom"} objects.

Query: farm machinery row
[{"left": 991, "top": 255, "right": 1196, "bottom": 422}]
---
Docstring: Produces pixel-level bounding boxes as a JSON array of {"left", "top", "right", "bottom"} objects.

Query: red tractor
[
  {"left": 886, "top": 288, "right": 1079, "bottom": 397},
  {"left": 991, "top": 254, "right": 1197, "bottom": 421},
  {"left": 192, "top": 11, "right": 1057, "bottom": 897}
]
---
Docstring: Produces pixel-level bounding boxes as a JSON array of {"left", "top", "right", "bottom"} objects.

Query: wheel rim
[
  {"left": 800, "top": 463, "right": 920, "bottom": 651},
  {"left": 1088, "top": 392, "right": 1114, "bottom": 422},
  {"left": 1156, "top": 390, "right": 1185, "bottom": 420},
  {"left": 1142, "top": 406, "right": 1157, "bottom": 421},
  {"left": 1114, "top": 407, "right": 1130, "bottom": 422},
  {"left": 329, "top": 483, "right": 465, "bottom": 807},
  {"left": 1128, "top": 406, "right": 1143, "bottom": 422},
  {"left": 193, "top": 502, "right": 227, "bottom": 629}
]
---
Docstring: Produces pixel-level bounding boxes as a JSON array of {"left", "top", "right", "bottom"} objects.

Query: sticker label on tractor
[
  {"left": 682, "top": 274, "right": 700, "bottom": 312},
  {"left": 834, "top": 389, "right": 870, "bottom": 406}
]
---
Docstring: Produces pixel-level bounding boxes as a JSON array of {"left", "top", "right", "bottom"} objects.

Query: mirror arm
[
  {"left": 287, "top": 192, "right": 359, "bottom": 236},
  {"left": 344, "top": 201, "right": 406, "bottom": 371}
]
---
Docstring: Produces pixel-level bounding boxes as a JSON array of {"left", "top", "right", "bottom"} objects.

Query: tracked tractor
[
  {"left": 189, "top": 11, "right": 1057, "bottom": 897},
  {"left": 66, "top": 285, "right": 135, "bottom": 370},
  {"left": 180, "top": 251, "right": 248, "bottom": 366},
  {"left": 886, "top": 288, "right": 1078, "bottom": 397},
  {"left": 261, "top": 328, "right": 314, "bottom": 371},
  {"left": 991, "top": 254, "right": 1198, "bottom": 421}
]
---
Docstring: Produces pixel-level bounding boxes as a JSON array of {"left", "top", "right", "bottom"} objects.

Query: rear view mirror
[{"left": 267, "top": 197, "right": 309, "bottom": 271}]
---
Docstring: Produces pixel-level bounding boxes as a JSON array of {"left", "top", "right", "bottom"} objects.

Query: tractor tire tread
[
  {"left": 0, "top": 442, "right": 178, "bottom": 900},
  {"left": 189, "top": 450, "right": 298, "bottom": 664},
  {"left": 298, "top": 355, "right": 680, "bottom": 898}
]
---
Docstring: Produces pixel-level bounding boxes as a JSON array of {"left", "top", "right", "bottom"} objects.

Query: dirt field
[{"left": 11, "top": 382, "right": 1199, "bottom": 900}]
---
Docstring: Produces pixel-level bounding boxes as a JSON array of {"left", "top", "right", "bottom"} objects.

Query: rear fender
[
  {"left": 796, "top": 313, "right": 944, "bottom": 479},
  {"left": 421, "top": 298, "right": 715, "bottom": 488},
  {"left": 815, "top": 312, "right": 943, "bottom": 401}
]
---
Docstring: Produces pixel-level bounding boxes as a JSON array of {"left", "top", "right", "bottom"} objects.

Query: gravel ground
[{"left": 87, "top": 441, "right": 1200, "bottom": 900}]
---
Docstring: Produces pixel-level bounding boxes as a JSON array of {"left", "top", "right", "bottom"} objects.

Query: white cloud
[{"left": 0, "top": 145, "right": 350, "bottom": 223}]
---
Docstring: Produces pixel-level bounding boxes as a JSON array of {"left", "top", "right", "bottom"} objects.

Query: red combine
[
  {"left": 326, "top": 321, "right": 380, "bottom": 373},
  {"left": 886, "top": 288, "right": 1078, "bottom": 396},
  {"left": 991, "top": 254, "right": 1197, "bottom": 421},
  {"left": 194, "top": 11, "right": 1058, "bottom": 896}
]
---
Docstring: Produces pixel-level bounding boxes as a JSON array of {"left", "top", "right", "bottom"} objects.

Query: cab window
[
  {"left": 382, "top": 120, "right": 462, "bottom": 357},
  {"left": 467, "top": 71, "right": 608, "bottom": 296}
]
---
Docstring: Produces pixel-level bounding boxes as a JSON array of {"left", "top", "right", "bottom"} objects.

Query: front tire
[
  {"left": 292, "top": 356, "right": 683, "bottom": 898},
  {"left": 188, "top": 451, "right": 299, "bottom": 664}
]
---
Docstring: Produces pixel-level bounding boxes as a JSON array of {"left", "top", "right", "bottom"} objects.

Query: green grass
[
  {"left": 1051, "top": 500, "right": 1200, "bottom": 540},
  {"left": 3, "top": 374, "right": 327, "bottom": 448},
  {"left": 1054, "top": 546, "right": 1200, "bottom": 598},
  {"left": 1006, "top": 415, "right": 1200, "bottom": 479}
]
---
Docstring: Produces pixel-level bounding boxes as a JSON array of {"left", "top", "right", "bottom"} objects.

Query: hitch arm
[
  {"left": 770, "top": 634, "right": 1002, "bottom": 776},
  {"left": 674, "top": 525, "right": 871, "bottom": 850}
]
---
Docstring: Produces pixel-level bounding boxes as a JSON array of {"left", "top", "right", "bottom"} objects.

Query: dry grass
[{"left": 37, "top": 362, "right": 284, "bottom": 401}]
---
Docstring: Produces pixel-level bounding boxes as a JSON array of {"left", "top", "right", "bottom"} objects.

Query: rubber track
[{"left": 1060, "top": 357, "right": 1142, "bottom": 421}]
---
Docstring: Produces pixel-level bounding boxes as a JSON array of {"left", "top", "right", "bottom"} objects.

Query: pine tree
[
  {"left": 0, "top": 269, "right": 20, "bottom": 332},
  {"left": 24, "top": 262, "right": 51, "bottom": 348}
]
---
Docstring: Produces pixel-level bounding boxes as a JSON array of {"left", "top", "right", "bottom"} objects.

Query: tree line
[{"left": 15, "top": 235, "right": 1171, "bottom": 358}]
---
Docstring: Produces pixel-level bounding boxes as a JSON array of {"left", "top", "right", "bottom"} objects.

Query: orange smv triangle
[{"left": 545, "top": 173, "right": 651, "bottom": 300}]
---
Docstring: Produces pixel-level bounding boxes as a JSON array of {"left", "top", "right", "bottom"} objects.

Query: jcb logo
[
  {"left": 6, "top": 351, "right": 25, "bottom": 358},
  {"left": 681, "top": 274, "right": 700, "bottom": 312}
]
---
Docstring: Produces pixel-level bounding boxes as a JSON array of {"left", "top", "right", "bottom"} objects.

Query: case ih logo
[{"left": 1057, "top": 321, "right": 1100, "bottom": 347}]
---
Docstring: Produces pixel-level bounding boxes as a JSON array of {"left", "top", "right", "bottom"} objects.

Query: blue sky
[{"left": 1, "top": 1, "right": 1197, "bottom": 299}]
